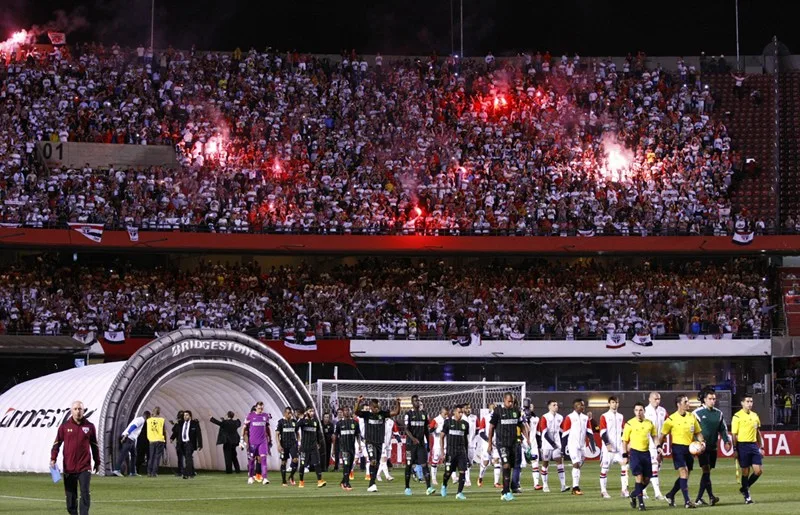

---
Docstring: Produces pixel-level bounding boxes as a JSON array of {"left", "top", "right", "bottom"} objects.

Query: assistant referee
[
  {"left": 731, "top": 394, "right": 764, "bottom": 504},
  {"left": 622, "top": 402, "right": 658, "bottom": 511}
]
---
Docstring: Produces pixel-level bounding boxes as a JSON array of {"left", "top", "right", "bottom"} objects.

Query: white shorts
[
  {"left": 568, "top": 446, "right": 585, "bottom": 465},
  {"left": 601, "top": 450, "right": 626, "bottom": 468},
  {"left": 542, "top": 447, "right": 562, "bottom": 461},
  {"left": 474, "top": 439, "right": 488, "bottom": 464},
  {"left": 381, "top": 442, "right": 391, "bottom": 459},
  {"left": 432, "top": 437, "right": 443, "bottom": 461}
]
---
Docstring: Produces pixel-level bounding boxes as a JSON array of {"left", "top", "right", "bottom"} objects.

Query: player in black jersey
[
  {"left": 487, "top": 392, "right": 526, "bottom": 502},
  {"left": 296, "top": 406, "right": 327, "bottom": 488},
  {"left": 440, "top": 404, "right": 471, "bottom": 500},
  {"left": 332, "top": 406, "right": 361, "bottom": 491},
  {"left": 355, "top": 395, "right": 401, "bottom": 492},
  {"left": 403, "top": 395, "right": 435, "bottom": 496},
  {"left": 276, "top": 407, "right": 299, "bottom": 485}
]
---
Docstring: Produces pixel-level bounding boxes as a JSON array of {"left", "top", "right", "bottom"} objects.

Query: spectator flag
[
  {"left": 126, "top": 226, "right": 139, "bottom": 242},
  {"left": 732, "top": 230, "right": 754, "bottom": 245},
  {"left": 577, "top": 229, "right": 595, "bottom": 237},
  {"left": 68, "top": 223, "right": 104, "bottom": 243},
  {"left": 631, "top": 334, "right": 653, "bottom": 346},
  {"left": 0, "top": 223, "right": 21, "bottom": 228},
  {"left": 284, "top": 332, "right": 317, "bottom": 351},
  {"left": 47, "top": 32, "right": 66, "bottom": 45},
  {"left": 72, "top": 330, "right": 96, "bottom": 345},
  {"left": 605, "top": 333, "right": 626, "bottom": 349},
  {"left": 451, "top": 336, "right": 470, "bottom": 346},
  {"left": 103, "top": 330, "right": 125, "bottom": 343}
]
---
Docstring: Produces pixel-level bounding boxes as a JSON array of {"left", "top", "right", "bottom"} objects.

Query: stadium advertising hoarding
[{"left": 350, "top": 338, "right": 771, "bottom": 358}]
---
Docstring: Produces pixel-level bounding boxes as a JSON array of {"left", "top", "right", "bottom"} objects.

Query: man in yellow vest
[
  {"left": 782, "top": 393, "right": 793, "bottom": 425},
  {"left": 146, "top": 406, "right": 167, "bottom": 477},
  {"left": 732, "top": 394, "right": 764, "bottom": 504}
]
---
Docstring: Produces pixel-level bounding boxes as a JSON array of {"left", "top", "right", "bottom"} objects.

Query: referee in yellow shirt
[
  {"left": 731, "top": 394, "right": 764, "bottom": 504},
  {"left": 622, "top": 402, "right": 658, "bottom": 511},
  {"left": 658, "top": 394, "right": 705, "bottom": 509}
]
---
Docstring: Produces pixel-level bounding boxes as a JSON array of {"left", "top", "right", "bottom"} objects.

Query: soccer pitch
[{"left": 2, "top": 458, "right": 800, "bottom": 514}]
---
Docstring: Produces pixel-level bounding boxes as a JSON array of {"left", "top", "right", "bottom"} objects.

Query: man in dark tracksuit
[{"left": 210, "top": 411, "right": 241, "bottom": 473}]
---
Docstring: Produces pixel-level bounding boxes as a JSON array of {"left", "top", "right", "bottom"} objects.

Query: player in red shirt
[{"left": 50, "top": 400, "right": 100, "bottom": 515}]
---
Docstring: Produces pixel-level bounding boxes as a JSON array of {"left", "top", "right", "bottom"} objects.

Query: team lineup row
[{"left": 219, "top": 390, "right": 765, "bottom": 508}]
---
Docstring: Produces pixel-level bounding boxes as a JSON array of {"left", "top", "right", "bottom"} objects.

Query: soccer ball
[{"left": 689, "top": 441, "right": 705, "bottom": 455}]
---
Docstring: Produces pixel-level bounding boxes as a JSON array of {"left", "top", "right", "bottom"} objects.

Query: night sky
[{"left": 2, "top": 0, "right": 798, "bottom": 57}]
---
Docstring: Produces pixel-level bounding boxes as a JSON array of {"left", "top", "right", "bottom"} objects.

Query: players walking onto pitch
[
  {"left": 333, "top": 406, "right": 361, "bottom": 490},
  {"left": 599, "top": 396, "right": 630, "bottom": 499},
  {"left": 732, "top": 394, "right": 764, "bottom": 504},
  {"left": 487, "top": 392, "right": 526, "bottom": 501},
  {"left": 355, "top": 395, "right": 401, "bottom": 492},
  {"left": 693, "top": 388, "right": 731, "bottom": 506},
  {"left": 538, "top": 399, "right": 568, "bottom": 492},
  {"left": 403, "top": 395, "right": 434, "bottom": 496},
  {"left": 643, "top": 392, "right": 668, "bottom": 499},
  {"left": 439, "top": 404, "right": 470, "bottom": 500},
  {"left": 297, "top": 406, "right": 327, "bottom": 488},
  {"left": 276, "top": 407, "right": 299, "bottom": 486},
  {"left": 659, "top": 394, "right": 705, "bottom": 508},
  {"left": 622, "top": 402, "right": 658, "bottom": 511},
  {"left": 561, "top": 398, "right": 596, "bottom": 495}
]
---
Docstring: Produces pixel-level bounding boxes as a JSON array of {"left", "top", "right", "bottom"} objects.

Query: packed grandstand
[{"left": 0, "top": 44, "right": 774, "bottom": 236}]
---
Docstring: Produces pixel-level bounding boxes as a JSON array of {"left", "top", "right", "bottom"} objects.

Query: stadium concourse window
[
  {"left": 0, "top": 45, "right": 774, "bottom": 236},
  {"left": 0, "top": 253, "right": 778, "bottom": 342}
]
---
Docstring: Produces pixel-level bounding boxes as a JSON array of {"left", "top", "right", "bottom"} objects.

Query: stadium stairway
[
  {"left": 780, "top": 71, "right": 800, "bottom": 226},
  {"left": 781, "top": 267, "right": 800, "bottom": 335},
  {"left": 705, "top": 73, "right": 776, "bottom": 224}
]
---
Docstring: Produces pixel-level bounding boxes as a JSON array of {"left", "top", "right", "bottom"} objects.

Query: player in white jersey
[
  {"left": 561, "top": 398, "right": 596, "bottom": 495},
  {"left": 376, "top": 418, "right": 396, "bottom": 482},
  {"left": 522, "top": 402, "right": 542, "bottom": 490},
  {"left": 429, "top": 406, "right": 449, "bottom": 485},
  {"left": 463, "top": 403, "right": 478, "bottom": 487},
  {"left": 599, "top": 396, "right": 629, "bottom": 498},
  {"left": 643, "top": 392, "right": 668, "bottom": 500},
  {"left": 475, "top": 404, "right": 502, "bottom": 487},
  {"left": 538, "top": 400, "right": 568, "bottom": 492}
]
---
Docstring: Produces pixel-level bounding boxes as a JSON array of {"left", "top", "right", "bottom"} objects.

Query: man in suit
[
  {"left": 170, "top": 410, "right": 185, "bottom": 477},
  {"left": 211, "top": 411, "right": 242, "bottom": 473},
  {"left": 178, "top": 410, "right": 203, "bottom": 479}
]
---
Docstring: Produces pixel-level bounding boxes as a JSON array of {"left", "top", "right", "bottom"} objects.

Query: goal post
[{"left": 312, "top": 379, "right": 526, "bottom": 420}]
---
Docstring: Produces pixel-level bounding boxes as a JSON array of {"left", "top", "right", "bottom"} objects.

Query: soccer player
[
  {"left": 659, "top": 394, "right": 705, "bottom": 508},
  {"left": 332, "top": 406, "right": 360, "bottom": 490},
  {"left": 599, "top": 396, "right": 629, "bottom": 499},
  {"left": 524, "top": 400, "right": 542, "bottom": 490},
  {"left": 244, "top": 401, "right": 272, "bottom": 485},
  {"left": 276, "top": 407, "right": 299, "bottom": 486},
  {"left": 403, "top": 394, "right": 435, "bottom": 496},
  {"left": 355, "top": 395, "right": 401, "bottom": 492},
  {"left": 440, "top": 404, "right": 470, "bottom": 500},
  {"left": 561, "top": 398, "right": 595, "bottom": 495},
  {"left": 538, "top": 400, "right": 568, "bottom": 493},
  {"left": 487, "top": 392, "right": 526, "bottom": 501},
  {"left": 693, "top": 388, "right": 731, "bottom": 506},
  {"left": 622, "top": 402, "right": 658, "bottom": 511},
  {"left": 463, "top": 402, "right": 478, "bottom": 487},
  {"left": 643, "top": 391, "right": 668, "bottom": 500},
  {"left": 430, "top": 406, "right": 449, "bottom": 485},
  {"left": 732, "top": 394, "right": 764, "bottom": 504},
  {"left": 296, "top": 406, "right": 327, "bottom": 488}
]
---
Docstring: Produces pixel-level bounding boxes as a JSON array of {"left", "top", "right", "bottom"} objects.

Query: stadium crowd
[
  {"left": 0, "top": 44, "right": 764, "bottom": 235},
  {"left": 0, "top": 256, "right": 774, "bottom": 340}
]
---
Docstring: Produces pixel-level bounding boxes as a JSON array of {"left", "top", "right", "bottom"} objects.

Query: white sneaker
[
  {"left": 262, "top": 478, "right": 269, "bottom": 485},
  {"left": 622, "top": 489, "right": 629, "bottom": 497},
  {"left": 367, "top": 484, "right": 378, "bottom": 493},
  {"left": 465, "top": 480, "right": 472, "bottom": 487},
  {"left": 247, "top": 477, "right": 254, "bottom": 485},
  {"left": 601, "top": 491, "right": 611, "bottom": 499},
  {"left": 377, "top": 476, "right": 382, "bottom": 482},
  {"left": 655, "top": 494, "right": 666, "bottom": 501},
  {"left": 386, "top": 475, "right": 394, "bottom": 482},
  {"left": 543, "top": 485, "right": 551, "bottom": 493}
]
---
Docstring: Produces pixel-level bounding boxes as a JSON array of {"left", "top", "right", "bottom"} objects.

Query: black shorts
[
  {"left": 406, "top": 444, "right": 427, "bottom": 466},
  {"left": 498, "top": 444, "right": 519, "bottom": 467},
  {"left": 300, "top": 448, "right": 320, "bottom": 467},
  {"left": 444, "top": 452, "right": 469, "bottom": 472},
  {"left": 340, "top": 449, "right": 355, "bottom": 467},
  {"left": 697, "top": 447, "right": 717, "bottom": 469},
  {"left": 671, "top": 444, "right": 694, "bottom": 471},
  {"left": 630, "top": 449, "right": 652, "bottom": 479},
  {"left": 281, "top": 445, "right": 298, "bottom": 461},
  {"left": 365, "top": 442, "right": 381, "bottom": 462}
]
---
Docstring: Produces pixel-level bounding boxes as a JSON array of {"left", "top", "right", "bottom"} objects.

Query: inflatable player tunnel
[{"left": 0, "top": 329, "right": 314, "bottom": 474}]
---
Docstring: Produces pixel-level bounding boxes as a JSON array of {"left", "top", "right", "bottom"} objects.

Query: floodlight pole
[
  {"left": 150, "top": 0, "right": 155, "bottom": 52},
  {"left": 734, "top": 0, "right": 740, "bottom": 71}
]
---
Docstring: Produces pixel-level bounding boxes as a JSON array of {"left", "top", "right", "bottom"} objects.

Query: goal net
[{"left": 312, "top": 380, "right": 526, "bottom": 422}]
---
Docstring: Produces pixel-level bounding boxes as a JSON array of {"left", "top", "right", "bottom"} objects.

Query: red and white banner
[
  {"left": 47, "top": 32, "right": 66, "bottom": 45},
  {"left": 68, "top": 222, "right": 104, "bottom": 243}
]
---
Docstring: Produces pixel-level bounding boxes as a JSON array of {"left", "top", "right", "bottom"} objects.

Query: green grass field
[{"left": 2, "top": 458, "right": 799, "bottom": 514}]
